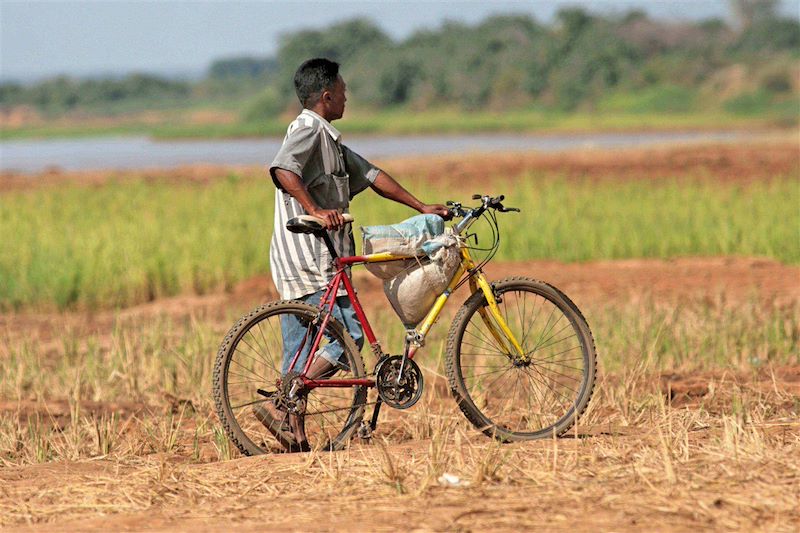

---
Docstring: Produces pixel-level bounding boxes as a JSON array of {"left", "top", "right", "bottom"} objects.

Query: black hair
[{"left": 293, "top": 58, "right": 340, "bottom": 107}]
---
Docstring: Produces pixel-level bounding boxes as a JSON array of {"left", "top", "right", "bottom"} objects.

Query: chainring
[{"left": 375, "top": 355, "right": 424, "bottom": 410}]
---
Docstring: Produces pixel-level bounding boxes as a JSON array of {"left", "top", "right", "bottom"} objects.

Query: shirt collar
[{"left": 301, "top": 109, "right": 341, "bottom": 142}]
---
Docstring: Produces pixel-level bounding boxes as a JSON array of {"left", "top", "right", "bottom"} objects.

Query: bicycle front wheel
[
  {"left": 213, "top": 301, "right": 367, "bottom": 455},
  {"left": 445, "top": 277, "right": 596, "bottom": 441}
]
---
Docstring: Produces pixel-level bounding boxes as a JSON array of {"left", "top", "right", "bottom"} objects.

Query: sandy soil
[
  {"left": 1, "top": 364, "right": 798, "bottom": 532},
  {"left": 1, "top": 257, "right": 798, "bottom": 532}
]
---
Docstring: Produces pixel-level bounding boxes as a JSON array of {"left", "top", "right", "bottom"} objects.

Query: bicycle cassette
[{"left": 375, "top": 355, "right": 424, "bottom": 410}]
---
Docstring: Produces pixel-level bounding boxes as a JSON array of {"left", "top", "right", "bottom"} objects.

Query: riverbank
[
  {"left": 2, "top": 106, "right": 795, "bottom": 142},
  {"left": 2, "top": 128, "right": 795, "bottom": 174}
]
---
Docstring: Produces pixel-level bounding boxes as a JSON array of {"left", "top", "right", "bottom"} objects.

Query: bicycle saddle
[{"left": 286, "top": 214, "right": 354, "bottom": 234}]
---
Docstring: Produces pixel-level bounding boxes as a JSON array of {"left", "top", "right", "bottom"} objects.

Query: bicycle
[{"left": 213, "top": 194, "right": 597, "bottom": 455}]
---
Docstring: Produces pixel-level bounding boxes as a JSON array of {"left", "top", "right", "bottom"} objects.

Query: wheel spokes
[
  {"left": 459, "top": 288, "right": 587, "bottom": 435},
  {"left": 223, "top": 309, "right": 362, "bottom": 452}
]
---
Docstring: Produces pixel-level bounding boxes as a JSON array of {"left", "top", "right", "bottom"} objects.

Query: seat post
[{"left": 319, "top": 231, "right": 339, "bottom": 259}]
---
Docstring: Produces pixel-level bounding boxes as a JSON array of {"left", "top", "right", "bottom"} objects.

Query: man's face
[{"left": 325, "top": 75, "right": 347, "bottom": 120}]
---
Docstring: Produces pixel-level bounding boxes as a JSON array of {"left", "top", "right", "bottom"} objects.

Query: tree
[
  {"left": 209, "top": 57, "right": 277, "bottom": 80},
  {"left": 730, "top": 0, "right": 779, "bottom": 29}
]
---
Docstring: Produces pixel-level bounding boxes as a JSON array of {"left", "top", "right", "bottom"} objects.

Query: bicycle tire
[
  {"left": 445, "top": 277, "right": 596, "bottom": 441},
  {"left": 213, "top": 300, "right": 367, "bottom": 455}
]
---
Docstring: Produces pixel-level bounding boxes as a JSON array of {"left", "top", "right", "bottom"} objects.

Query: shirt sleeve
[
  {"left": 269, "top": 125, "right": 320, "bottom": 189},
  {"left": 341, "top": 144, "right": 381, "bottom": 198}
]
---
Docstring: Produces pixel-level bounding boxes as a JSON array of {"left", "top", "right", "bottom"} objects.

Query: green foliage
[
  {"left": 256, "top": 8, "right": 797, "bottom": 117},
  {"left": 1, "top": 175, "right": 797, "bottom": 311},
  {"left": 492, "top": 179, "right": 800, "bottom": 263},
  {"left": 600, "top": 86, "right": 698, "bottom": 113},
  {"left": 241, "top": 85, "right": 285, "bottom": 122},
  {"left": 732, "top": 17, "right": 800, "bottom": 52},
  {"left": 2, "top": 106, "right": 790, "bottom": 141},
  {"left": 275, "top": 18, "right": 390, "bottom": 92},
  {"left": 724, "top": 89, "right": 775, "bottom": 114},
  {"left": 208, "top": 56, "right": 278, "bottom": 80},
  {"left": 1, "top": 74, "right": 190, "bottom": 113}
]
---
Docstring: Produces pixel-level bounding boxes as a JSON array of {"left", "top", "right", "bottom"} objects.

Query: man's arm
[
  {"left": 370, "top": 170, "right": 450, "bottom": 218},
  {"left": 273, "top": 168, "right": 348, "bottom": 229}
]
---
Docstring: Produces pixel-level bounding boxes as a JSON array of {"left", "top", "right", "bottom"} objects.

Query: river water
[{"left": 0, "top": 130, "right": 746, "bottom": 174}]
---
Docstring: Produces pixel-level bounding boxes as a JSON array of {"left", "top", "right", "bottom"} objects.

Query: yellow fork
[{"left": 462, "top": 248, "right": 526, "bottom": 361}]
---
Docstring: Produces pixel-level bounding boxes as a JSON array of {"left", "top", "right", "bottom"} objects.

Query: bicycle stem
[{"left": 453, "top": 208, "right": 479, "bottom": 235}]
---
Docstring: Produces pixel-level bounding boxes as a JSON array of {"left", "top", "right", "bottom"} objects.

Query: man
[{"left": 255, "top": 57, "right": 448, "bottom": 451}]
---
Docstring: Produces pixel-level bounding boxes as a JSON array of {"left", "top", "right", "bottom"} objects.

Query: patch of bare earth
[{"left": 1, "top": 257, "right": 795, "bottom": 348}]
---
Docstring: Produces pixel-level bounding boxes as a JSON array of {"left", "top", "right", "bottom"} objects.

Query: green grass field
[
  {"left": 2, "top": 106, "right": 796, "bottom": 141},
  {"left": 1, "top": 173, "right": 797, "bottom": 311}
]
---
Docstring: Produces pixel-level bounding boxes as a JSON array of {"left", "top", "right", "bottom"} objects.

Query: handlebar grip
[{"left": 472, "top": 194, "right": 482, "bottom": 200}]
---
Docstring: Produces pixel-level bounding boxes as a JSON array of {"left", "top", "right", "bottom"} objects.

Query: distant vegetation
[{"left": 1, "top": 0, "right": 798, "bottom": 136}]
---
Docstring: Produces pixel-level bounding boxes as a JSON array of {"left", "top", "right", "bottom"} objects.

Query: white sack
[{"left": 383, "top": 231, "right": 461, "bottom": 327}]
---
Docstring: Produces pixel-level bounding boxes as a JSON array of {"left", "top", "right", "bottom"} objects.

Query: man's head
[{"left": 294, "top": 58, "right": 346, "bottom": 121}]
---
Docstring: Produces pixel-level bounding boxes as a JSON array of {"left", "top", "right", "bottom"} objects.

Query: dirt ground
[
  {"left": 1, "top": 256, "right": 796, "bottom": 349},
  {"left": 2, "top": 385, "right": 798, "bottom": 532},
  {"left": 1, "top": 257, "right": 798, "bottom": 531}
]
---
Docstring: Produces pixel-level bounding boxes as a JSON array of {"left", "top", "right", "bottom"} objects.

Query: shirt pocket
[{"left": 309, "top": 173, "right": 350, "bottom": 210}]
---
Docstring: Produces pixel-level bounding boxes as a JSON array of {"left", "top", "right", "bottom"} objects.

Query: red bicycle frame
[{"left": 291, "top": 254, "right": 381, "bottom": 390}]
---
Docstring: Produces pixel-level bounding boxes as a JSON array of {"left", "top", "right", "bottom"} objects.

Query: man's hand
[
  {"left": 272, "top": 169, "right": 349, "bottom": 230},
  {"left": 420, "top": 203, "right": 452, "bottom": 220},
  {"left": 310, "top": 208, "right": 347, "bottom": 230}
]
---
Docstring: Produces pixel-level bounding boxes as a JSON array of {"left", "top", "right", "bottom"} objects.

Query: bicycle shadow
[{"left": 558, "top": 425, "right": 635, "bottom": 439}]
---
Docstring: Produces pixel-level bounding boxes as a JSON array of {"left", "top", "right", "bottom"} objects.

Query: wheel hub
[
  {"left": 274, "top": 371, "right": 306, "bottom": 413},
  {"left": 512, "top": 355, "right": 532, "bottom": 368}
]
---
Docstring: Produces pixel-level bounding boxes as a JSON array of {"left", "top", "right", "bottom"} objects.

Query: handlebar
[{"left": 447, "top": 194, "right": 519, "bottom": 234}]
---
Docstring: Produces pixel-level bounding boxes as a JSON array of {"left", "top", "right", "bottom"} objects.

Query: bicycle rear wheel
[
  {"left": 445, "top": 277, "right": 596, "bottom": 441},
  {"left": 213, "top": 301, "right": 367, "bottom": 455}
]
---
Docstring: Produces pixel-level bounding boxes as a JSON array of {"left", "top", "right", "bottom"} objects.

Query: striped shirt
[{"left": 268, "top": 109, "right": 381, "bottom": 300}]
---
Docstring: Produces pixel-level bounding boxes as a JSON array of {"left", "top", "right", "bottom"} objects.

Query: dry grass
[
  {"left": 0, "top": 370, "right": 797, "bottom": 531},
  {"left": 0, "top": 281, "right": 798, "bottom": 530}
]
